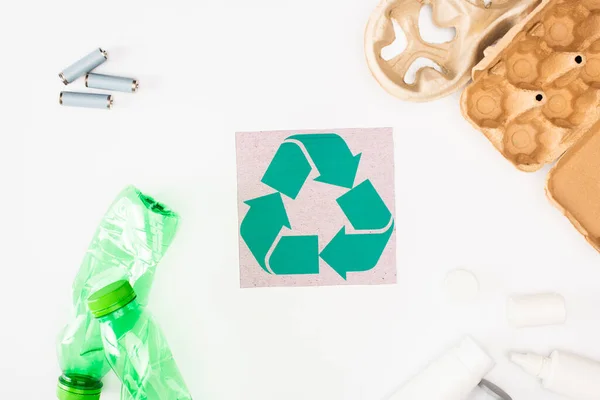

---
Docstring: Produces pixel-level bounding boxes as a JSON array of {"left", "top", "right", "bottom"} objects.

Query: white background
[{"left": 4, "top": 1, "right": 600, "bottom": 399}]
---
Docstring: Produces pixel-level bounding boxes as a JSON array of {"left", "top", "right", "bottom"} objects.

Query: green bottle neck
[
  {"left": 98, "top": 298, "right": 143, "bottom": 338},
  {"left": 57, "top": 374, "right": 102, "bottom": 400}
]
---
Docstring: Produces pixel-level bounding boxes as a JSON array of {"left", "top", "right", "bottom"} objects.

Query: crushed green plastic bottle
[
  {"left": 56, "top": 186, "right": 180, "bottom": 400},
  {"left": 88, "top": 280, "right": 192, "bottom": 400}
]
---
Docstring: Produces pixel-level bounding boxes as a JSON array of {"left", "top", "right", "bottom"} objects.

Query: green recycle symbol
[{"left": 240, "top": 133, "right": 394, "bottom": 279}]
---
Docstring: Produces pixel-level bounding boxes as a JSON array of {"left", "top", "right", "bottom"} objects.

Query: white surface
[
  {"left": 4, "top": 1, "right": 600, "bottom": 399},
  {"left": 507, "top": 293, "right": 567, "bottom": 328}
]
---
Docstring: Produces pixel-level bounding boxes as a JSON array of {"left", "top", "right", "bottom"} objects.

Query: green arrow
[
  {"left": 269, "top": 235, "right": 319, "bottom": 275},
  {"left": 240, "top": 193, "right": 290, "bottom": 272},
  {"left": 288, "top": 133, "right": 361, "bottom": 189},
  {"left": 320, "top": 221, "right": 394, "bottom": 280},
  {"left": 261, "top": 142, "right": 312, "bottom": 199},
  {"left": 337, "top": 180, "right": 391, "bottom": 230}
]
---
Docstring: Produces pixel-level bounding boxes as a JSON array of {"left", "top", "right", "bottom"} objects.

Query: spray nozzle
[{"left": 509, "top": 352, "right": 552, "bottom": 380}]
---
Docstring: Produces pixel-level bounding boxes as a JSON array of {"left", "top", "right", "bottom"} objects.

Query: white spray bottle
[
  {"left": 388, "top": 337, "right": 508, "bottom": 400},
  {"left": 510, "top": 350, "right": 600, "bottom": 399}
]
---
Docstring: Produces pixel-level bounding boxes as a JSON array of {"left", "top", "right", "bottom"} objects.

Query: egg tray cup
[
  {"left": 365, "top": 0, "right": 541, "bottom": 102},
  {"left": 461, "top": 0, "right": 600, "bottom": 250}
]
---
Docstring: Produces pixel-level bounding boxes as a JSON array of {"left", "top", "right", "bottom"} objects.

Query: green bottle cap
[
  {"left": 136, "top": 189, "right": 177, "bottom": 217},
  {"left": 87, "top": 280, "right": 137, "bottom": 318},
  {"left": 56, "top": 374, "right": 102, "bottom": 400}
]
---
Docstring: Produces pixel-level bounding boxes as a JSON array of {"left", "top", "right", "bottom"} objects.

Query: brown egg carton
[
  {"left": 461, "top": 0, "right": 600, "bottom": 172},
  {"left": 462, "top": 0, "right": 600, "bottom": 250},
  {"left": 547, "top": 121, "right": 600, "bottom": 251},
  {"left": 365, "top": 0, "right": 540, "bottom": 102}
]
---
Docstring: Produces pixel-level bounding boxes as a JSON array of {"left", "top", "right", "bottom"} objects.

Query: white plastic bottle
[
  {"left": 510, "top": 351, "right": 600, "bottom": 399},
  {"left": 388, "top": 337, "right": 495, "bottom": 400}
]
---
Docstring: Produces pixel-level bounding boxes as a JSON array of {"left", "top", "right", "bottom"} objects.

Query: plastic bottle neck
[
  {"left": 98, "top": 297, "right": 140, "bottom": 321},
  {"left": 98, "top": 298, "right": 143, "bottom": 338},
  {"left": 510, "top": 352, "right": 552, "bottom": 380},
  {"left": 538, "top": 356, "right": 553, "bottom": 380}
]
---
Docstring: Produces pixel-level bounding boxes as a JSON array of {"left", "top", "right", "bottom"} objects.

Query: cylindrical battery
[
  {"left": 59, "top": 48, "right": 108, "bottom": 85},
  {"left": 86, "top": 73, "right": 138, "bottom": 93},
  {"left": 59, "top": 92, "right": 113, "bottom": 110}
]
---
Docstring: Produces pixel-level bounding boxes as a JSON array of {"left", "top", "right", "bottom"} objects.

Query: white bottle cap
[
  {"left": 444, "top": 269, "right": 479, "bottom": 303},
  {"left": 454, "top": 337, "right": 495, "bottom": 380},
  {"left": 509, "top": 352, "right": 553, "bottom": 380},
  {"left": 507, "top": 293, "right": 566, "bottom": 328}
]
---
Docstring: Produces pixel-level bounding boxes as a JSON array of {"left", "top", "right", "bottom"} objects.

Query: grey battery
[
  {"left": 59, "top": 92, "right": 113, "bottom": 110},
  {"left": 86, "top": 73, "right": 138, "bottom": 93},
  {"left": 59, "top": 48, "right": 108, "bottom": 85}
]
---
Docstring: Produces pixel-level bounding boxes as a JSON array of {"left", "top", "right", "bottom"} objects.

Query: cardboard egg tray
[
  {"left": 547, "top": 121, "right": 600, "bottom": 251},
  {"left": 365, "top": 0, "right": 540, "bottom": 102},
  {"left": 461, "top": 0, "right": 600, "bottom": 250}
]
